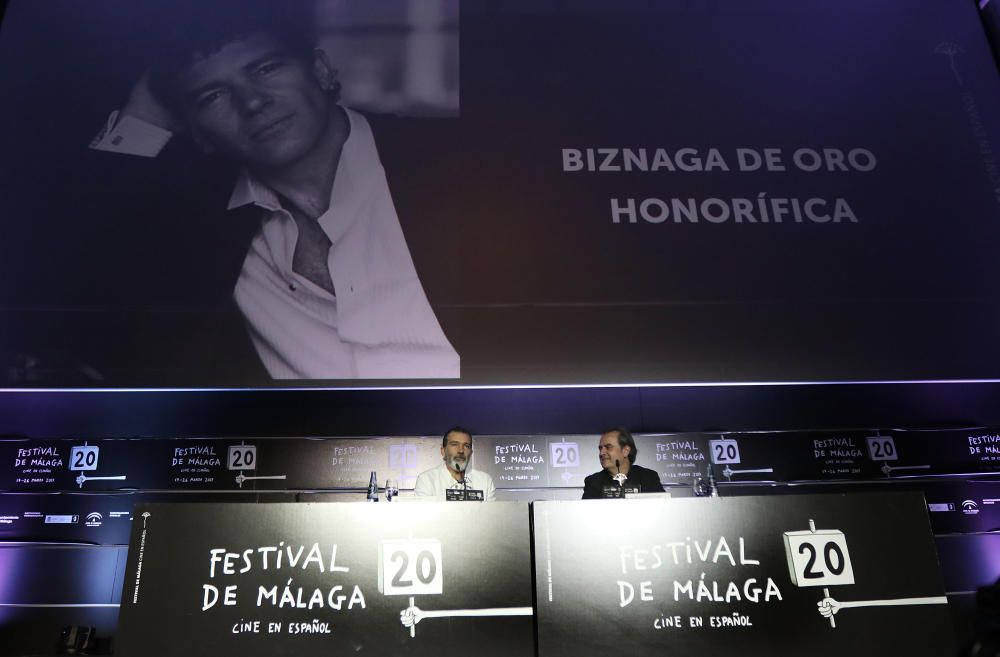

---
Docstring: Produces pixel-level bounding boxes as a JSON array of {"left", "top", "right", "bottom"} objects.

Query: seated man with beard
[{"left": 414, "top": 427, "right": 496, "bottom": 501}]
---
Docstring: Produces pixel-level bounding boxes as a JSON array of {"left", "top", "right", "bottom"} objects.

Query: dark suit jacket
[{"left": 582, "top": 464, "right": 665, "bottom": 499}]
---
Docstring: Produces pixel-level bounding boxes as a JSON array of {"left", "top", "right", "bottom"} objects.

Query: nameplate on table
[
  {"left": 601, "top": 485, "right": 639, "bottom": 498},
  {"left": 446, "top": 488, "right": 484, "bottom": 501}
]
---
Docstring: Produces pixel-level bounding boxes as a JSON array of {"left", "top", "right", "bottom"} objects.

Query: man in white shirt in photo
[
  {"left": 91, "top": 5, "right": 459, "bottom": 380},
  {"left": 414, "top": 427, "right": 497, "bottom": 501}
]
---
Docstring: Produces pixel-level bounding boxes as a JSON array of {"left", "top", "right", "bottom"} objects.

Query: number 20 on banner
[
  {"left": 709, "top": 439, "right": 741, "bottom": 465},
  {"left": 550, "top": 441, "right": 580, "bottom": 468},
  {"left": 69, "top": 445, "right": 99, "bottom": 471},
  {"left": 227, "top": 445, "right": 256, "bottom": 471},
  {"left": 865, "top": 435, "right": 898, "bottom": 461},
  {"left": 378, "top": 539, "right": 443, "bottom": 596},
  {"left": 782, "top": 526, "right": 855, "bottom": 587}
]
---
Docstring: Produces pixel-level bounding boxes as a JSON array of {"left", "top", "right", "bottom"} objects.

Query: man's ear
[
  {"left": 622, "top": 445, "right": 631, "bottom": 460},
  {"left": 313, "top": 48, "right": 341, "bottom": 99}
]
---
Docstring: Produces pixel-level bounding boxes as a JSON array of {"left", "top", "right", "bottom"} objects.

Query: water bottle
[
  {"left": 366, "top": 471, "right": 379, "bottom": 502},
  {"left": 693, "top": 466, "right": 719, "bottom": 498},
  {"left": 706, "top": 466, "right": 719, "bottom": 498}
]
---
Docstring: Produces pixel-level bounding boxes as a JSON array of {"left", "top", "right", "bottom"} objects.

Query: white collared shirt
[
  {"left": 414, "top": 463, "right": 497, "bottom": 502},
  {"left": 228, "top": 108, "right": 459, "bottom": 379}
]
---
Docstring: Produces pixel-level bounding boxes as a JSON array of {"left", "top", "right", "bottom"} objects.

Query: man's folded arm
[
  {"left": 89, "top": 110, "right": 173, "bottom": 157},
  {"left": 89, "top": 72, "right": 178, "bottom": 157}
]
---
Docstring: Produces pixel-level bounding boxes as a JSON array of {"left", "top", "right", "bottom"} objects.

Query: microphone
[
  {"left": 454, "top": 459, "right": 467, "bottom": 497},
  {"left": 614, "top": 459, "right": 627, "bottom": 498}
]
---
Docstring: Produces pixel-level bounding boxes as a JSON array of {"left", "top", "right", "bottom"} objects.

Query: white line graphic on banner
[
  {"left": 817, "top": 595, "right": 949, "bottom": 621},
  {"left": 784, "top": 518, "right": 947, "bottom": 629},
  {"left": 722, "top": 466, "right": 775, "bottom": 480},
  {"left": 234, "top": 473, "right": 287, "bottom": 488},
  {"left": 880, "top": 464, "right": 932, "bottom": 477},
  {"left": 399, "top": 598, "right": 533, "bottom": 637},
  {"left": 378, "top": 537, "right": 532, "bottom": 638},
  {"left": 75, "top": 473, "right": 127, "bottom": 488}
]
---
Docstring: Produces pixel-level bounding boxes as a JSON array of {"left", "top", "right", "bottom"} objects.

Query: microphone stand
[
  {"left": 456, "top": 461, "right": 468, "bottom": 500},
  {"left": 615, "top": 459, "right": 627, "bottom": 499}
]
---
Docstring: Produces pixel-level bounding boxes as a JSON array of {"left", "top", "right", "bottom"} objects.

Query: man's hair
[
  {"left": 604, "top": 427, "right": 637, "bottom": 464},
  {"left": 145, "top": 0, "right": 318, "bottom": 118},
  {"left": 442, "top": 426, "right": 473, "bottom": 448}
]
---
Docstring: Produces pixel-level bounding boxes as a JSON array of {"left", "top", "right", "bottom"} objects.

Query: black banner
[
  {"left": 4, "top": 431, "right": 1000, "bottom": 495},
  {"left": 116, "top": 502, "right": 534, "bottom": 657},
  {"left": 534, "top": 493, "right": 952, "bottom": 657}
]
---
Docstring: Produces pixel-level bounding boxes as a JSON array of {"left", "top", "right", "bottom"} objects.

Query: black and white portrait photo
[
  {"left": 0, "top": 0, "right": 460, "bottom": 386},
  {"left": 3, "top": 0, "right": 1000, "bottom": 388}
]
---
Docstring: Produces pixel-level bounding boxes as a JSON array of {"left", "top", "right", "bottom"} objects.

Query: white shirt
[
  {"left": 413, "top": 463, "right": 497, "bottom": 502},
  {"left": 92, "top": 107, "right": 460, "bottom": 380},
  {"left": 229, "top": 107, "right": 459, "bottom": 379}
]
